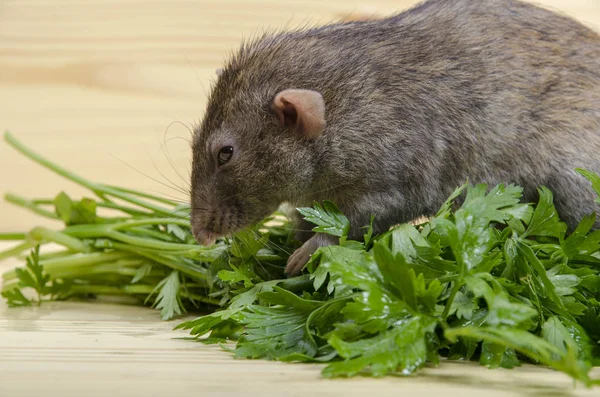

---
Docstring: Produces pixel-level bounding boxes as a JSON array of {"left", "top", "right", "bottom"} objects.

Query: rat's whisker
[
  {"left": 107, "top": 153, "right": 188, "bottom": 198},
  {"left": 159, "top": 120, "right": 193, "bottom": 188},
  {"left": 144, "top": 147, "right": 190, "bottom": 197}
]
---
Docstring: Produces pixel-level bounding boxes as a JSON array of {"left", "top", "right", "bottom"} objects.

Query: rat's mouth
[
  {"left": 191, "top": 221, "right": 230, "bottom": 246},
  {"left": 194, "top": 229, "right": 219, "bottom": 246}
]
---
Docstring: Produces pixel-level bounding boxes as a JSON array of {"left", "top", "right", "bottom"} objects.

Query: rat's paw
[{"left": 285, "top": 233, "right": 337, "bottom": 276}]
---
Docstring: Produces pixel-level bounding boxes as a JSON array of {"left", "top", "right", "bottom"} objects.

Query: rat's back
[
  {"left": 343, "top": 0, "right": 600, "bottom": 228},
  {"left": 212, "top": 0, "right": 600, "bottom": 231}
]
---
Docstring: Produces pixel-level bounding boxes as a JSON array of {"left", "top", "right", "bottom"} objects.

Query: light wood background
[{"left": 1, "top": 1, "right": 600, "bottom": 396}]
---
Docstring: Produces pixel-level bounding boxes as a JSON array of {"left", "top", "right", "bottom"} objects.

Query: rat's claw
[
  {"left": 286, "top": 244, "right": 314, "bottom": 276},
  {"left": 285, "top": 233, "right": 338, "bottom": 276}
]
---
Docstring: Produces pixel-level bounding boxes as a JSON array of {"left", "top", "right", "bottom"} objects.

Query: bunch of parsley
[
  {"left": 0, "top": 132, "right": 294, "bottom": 319},
  {"left": 1, "top": 131, "right": 599, "bottom": 385},
  {"left": 178, "top": 183, "right": 600, "bottom": 384}
]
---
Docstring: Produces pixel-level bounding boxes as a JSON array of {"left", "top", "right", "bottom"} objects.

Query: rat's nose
[
  {"left": 191, "top": 224, "right": 218, "bottom": 247},
  {"left": 190, "top": 206, "right": 217, "bottom": 246}
]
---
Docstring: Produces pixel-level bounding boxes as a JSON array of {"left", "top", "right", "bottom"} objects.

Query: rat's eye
[{"left": 218, "top": 146, "right": 234, "bottom": 166}]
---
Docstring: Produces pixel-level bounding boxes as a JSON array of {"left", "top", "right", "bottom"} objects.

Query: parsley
[{"left": 2, "top": 245, "right": 70, "bottom": 307}]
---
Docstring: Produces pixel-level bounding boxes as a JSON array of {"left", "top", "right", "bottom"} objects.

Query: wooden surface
[{"left": 1, "top": 1, "right": 600, "bottom": 396}]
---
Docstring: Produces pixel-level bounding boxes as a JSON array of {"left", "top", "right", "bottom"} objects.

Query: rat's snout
[
  {"left": 190, "top": 193, "right": 240, "bottom": 246},
  {"left": 191, "top": 225, "right": 217, "bottom": 247},
  {"left": 191, "top": 206, "right": 220, "bottom": 247}
]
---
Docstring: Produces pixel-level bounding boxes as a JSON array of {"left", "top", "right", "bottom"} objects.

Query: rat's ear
[{"left": 273, "top": 89, "right": 326, "bottom": 139}]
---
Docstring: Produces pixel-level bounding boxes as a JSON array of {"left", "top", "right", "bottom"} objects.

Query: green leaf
[
  {"left": 503, "top": 204, "right": 534, "bottom": 224},
  {"left": 373, "top": 243, "right": 418, "bottom": 311},
  {"left": 175, "top": 279, "right": 283, "bottom": 337},
  {"left": 579, "top": 299, "right": 600, "bottom": 353},
  {"left": 484, "top": 294, "right": 537, "bottom": 328},
  {"left": 363, "top": 215, "right": 375, "bottom": 248},
  {"left": 323, "top": 316, "right": 437, "bottom": 377},
  {"left": 547, "top": 266, "right": 580, "bottom": 296},
  {"left": 166, "top": 224, "right": 189, "bottom": 242},
  {"left": 53, "top": 192, "right": 97, "bottom": 226},
  {"left": 217, "top": 264, "right": 255, "bottom": 288},
  {"left": 131, "top": 263, "right": 153, "bottom": 284},
  {"left": 431, "top": 184, "right": 523, "bottom": 273},
  {"left": 228, "top": 280, "right": 282, "bottom": 310},
  {"left": 562, "top": 213, "right": 597, "bottom": 258},
  {"left": 541, "top": 316, "right": 594, "bottom": 364},
  {"left": 480, "top": 341, "right": 520, "bottom": 369},
  {"left": 230, "top": 228, "right": 269, "bottom": 260},
  {"left": 1, "top": 288, "right": 32, "bottom": 308},
  {"left": 233, "top": 288, "right": 329, "bottom": 360},
  {"left": 297, "top": 201, "right": 350, "bottom": 237},
  {"left": 522, "top": 187, "right": 567, "bottom": 239},
  {"left": 449, "top": 291, "right": 478, "bottom": 320},
  {"left": 259, "top": 286, "right": 324, "bottom": 312},
  {"left": 235, "top": 304, "right": 318, "bottom": 360},
  {"left": 150, "top": 271, "right": 185, "bottom": 320},
  {"left": 464, "top": 275, "right": 537, "bottom": 328},
  {"left": 542, "top": 316, "right": 577, "bottom": 358},
  {"left": 11, "top": 245, "right": 51, "bottom": 303},
  {"left": 382, "top": 223, "right": 454, "bottom": 280},
  {"left": 445, "top": 326, "right": 591, "bottom": 384},
  {"left": 435, "top": 182, "right": 467, "bottom": 218},
  {"left": 576, "top": 168, "right": 600, "bottom": 203},
  {"left": 309, "top": 245, "right": 365, "bottom": 296},
  {"left": 515, "top": 240, "right": 567, "bottom": 314}
]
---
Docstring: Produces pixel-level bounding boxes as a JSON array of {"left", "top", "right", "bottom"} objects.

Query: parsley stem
[
  {"left": 128, "top": 227, "right": 178, "bottom": 242},
  {"left": 0, "top": 241, "right": 37, "bottom": 261},
  {"left": 46, "top": 260, "right": 144, "bottom": 279},
  {"left": 30, "top": 198, "right": 154, "bottom": 221},
  {"left": 4, "top": 131, "right": 186, "bottom": 219},
  {"left": 63, "top": 226, "right": 200, "bottom": 251},
  {"left": 4, "top": 193, "right": 59, "bottom": 220},
  {"left": 0, "top": 232, "right": 27, "bottom": 240},
  {"left": 66, "top": 285, "right": 220, "bottom": 306},
  {"left": 69, "top": 284, "right": 155, "bottom": 295},
  {"left": 110, "top": 218, "right": 192, "bottom": 229},
  {"left": 1, "top": 251, "right": 136, "bottom": 281},
  {"left": 29, "top": 227, "right": 87, "bottom": 253},
  {"left": 102, "top": 242, "right": 209, "bottom": 281},
  {"left": 441, "top": 280, "right": 463, "bottom": 320}
]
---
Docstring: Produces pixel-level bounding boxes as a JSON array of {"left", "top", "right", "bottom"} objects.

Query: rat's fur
[{"left": 191, "top": 0, "right": 600, "bottom": 273}]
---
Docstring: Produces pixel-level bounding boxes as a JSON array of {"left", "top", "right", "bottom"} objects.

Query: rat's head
[{"left": 190, "top": 61, "right": 327, "bottom": 246}]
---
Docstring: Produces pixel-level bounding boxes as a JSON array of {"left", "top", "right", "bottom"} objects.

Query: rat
[{"left": 189, "top": 0, "right": 600, "bottom": 276}]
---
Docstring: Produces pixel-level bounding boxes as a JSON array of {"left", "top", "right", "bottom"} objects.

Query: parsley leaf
[
  {"left": 148, "top": 270, "right": 185, "bottom": 320},
  {"left": 522, "top": 187, "right": 568, "bottom": 239},
  {"left": 54, "top": 192, "right": 97, "bottom": 225},
  {"left": 2, "top": 288, "right": 32, "bottom": 308},
  {"left": 297, "top": 200, "right": 350, "bottom": 238},
  {"left": 324, "top": 316, "right": 437, "bottom": 377}
]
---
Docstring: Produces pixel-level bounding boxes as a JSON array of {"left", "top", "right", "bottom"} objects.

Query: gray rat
[{"left": 190, "top": 0, "right": 600, "bottom": 276}]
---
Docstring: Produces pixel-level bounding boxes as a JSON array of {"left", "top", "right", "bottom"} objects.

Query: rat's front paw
[{"left": 285, "top": 233, "right": 338, "bottom": 276}]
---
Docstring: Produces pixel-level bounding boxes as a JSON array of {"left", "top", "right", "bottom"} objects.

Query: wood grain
[{"left": 1, "top": 2, "right": 600, "bottom": 396}]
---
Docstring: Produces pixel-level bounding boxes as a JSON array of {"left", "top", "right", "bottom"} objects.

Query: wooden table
[{"left": 1, "top": 1, "right": 600, "bottom": 396}]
